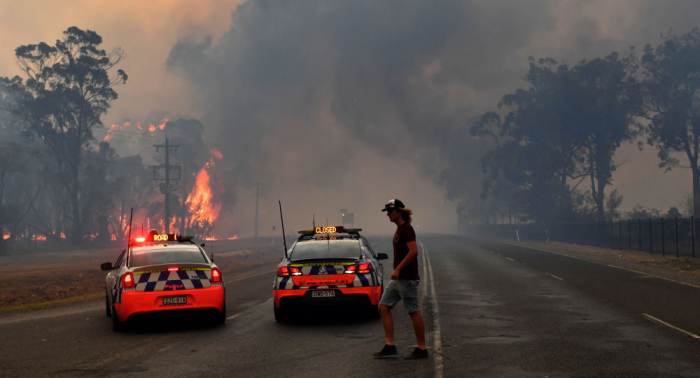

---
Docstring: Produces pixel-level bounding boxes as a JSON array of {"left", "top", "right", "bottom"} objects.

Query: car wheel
[
  {"left": 105, "top": 291, "right": 111, "bottom": 317},
  {"left": 217, "top": 303, "right": 227, "bottom": 325},
  {"left": 112, "top": 305, "right": 126, "bottom": 332},
  {"left": 274, "top": 304, "right": 290, "bottom": 322}
]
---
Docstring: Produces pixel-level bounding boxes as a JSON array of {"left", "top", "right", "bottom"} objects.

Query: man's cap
[{"left": 382, "top": 199, "right": 405, "bottom": 212}]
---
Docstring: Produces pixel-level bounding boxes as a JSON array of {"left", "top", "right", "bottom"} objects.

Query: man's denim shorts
[{"left": 379, "top": 279, "right": 421, "bottom": 313}]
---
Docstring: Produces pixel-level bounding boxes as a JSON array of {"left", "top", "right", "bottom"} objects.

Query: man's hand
[{"left": 390, "top": 268, "right": 401, "bottom": 280}]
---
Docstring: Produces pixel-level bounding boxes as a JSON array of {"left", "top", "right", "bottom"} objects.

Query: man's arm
[{"left": 391, "top": 241, "right": 418, "bottom": 280}]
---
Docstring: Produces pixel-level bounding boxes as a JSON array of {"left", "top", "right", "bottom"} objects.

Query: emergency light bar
[
  {"left": 131, "top": 233, "right": 195, "bottom": 244},
  {"left": 297, "top": 226, "right": 363, "bottom": 235}
]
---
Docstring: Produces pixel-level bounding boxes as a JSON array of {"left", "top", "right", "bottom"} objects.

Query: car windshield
[
  {"left": 130, "top": 247, "right": 207, "bottom": 266},
  {"left": 290, "top": 239, "right": 361, "bottom": 260}
]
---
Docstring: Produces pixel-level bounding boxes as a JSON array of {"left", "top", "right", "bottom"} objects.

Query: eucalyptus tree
[
  {"left": 571, "top": 53, "right": 643, "bottom": 222},
  {"left": 640, "top": 28, "right": 700, "bottom": 218},
  {"left": 472, "top": 58, "right": 588, "bottom": 223},
  {"left": 0, "top": 27, "right": 127, "bottom": 244}
]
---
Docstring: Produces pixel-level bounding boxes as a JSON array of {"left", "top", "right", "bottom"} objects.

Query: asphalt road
[{"left": 3, "top": 235, "right": 700, "bottom": 377}]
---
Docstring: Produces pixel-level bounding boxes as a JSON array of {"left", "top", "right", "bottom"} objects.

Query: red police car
[
  {"left": 101, "top": 233, "right": 225, "bottom": 331},
  {"left": 273, "top": 226, "right": 387, "bottom": 321}
]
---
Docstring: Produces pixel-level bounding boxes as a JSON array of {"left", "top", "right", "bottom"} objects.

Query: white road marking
[
  {"left": 226, "top": 313, "right": 242, "bottom": 320},
  {"left": 502, "top": 241, "right": 700, "bottom": 289},
  {"left": 506, "top": 257, "right": 515, "bottom": 262},
  {"left": 546, "top": 273, "right": 564, "bottom": 281},
  {"left": 224, "top": 268, "right": 277, "bottom": 284},
  {"left": 642, "top": 313, "right": 700, "bottom": 339},
  {"left": 420, "top": 241, "right": 443, "bottom": 378}
]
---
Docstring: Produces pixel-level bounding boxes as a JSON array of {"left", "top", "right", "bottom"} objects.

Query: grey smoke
[{"left": 165, "top": 0, "right": 700, "bottom": 234}]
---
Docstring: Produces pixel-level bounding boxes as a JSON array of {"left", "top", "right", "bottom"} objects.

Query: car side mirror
[
  {"left": 101, "top": 262, "right": 113, "bottom": 271},
  {"left": 201, "top": 243, "right": 206, "bottom": 247},
  {"left": 377, "top": 253, "right": 389, "bottom": 260}
]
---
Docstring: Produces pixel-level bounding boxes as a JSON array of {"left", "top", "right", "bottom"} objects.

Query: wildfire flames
[
  {"left": 186, "top": 148, "right": 223, "bottom": 227},
  {"left": 103, "top": 118, "right": 169, "bottom": 141}
]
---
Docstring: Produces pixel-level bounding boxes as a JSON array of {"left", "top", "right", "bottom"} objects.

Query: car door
[{"left": 107, "top": 250, "right": 126, "bottom": 305}]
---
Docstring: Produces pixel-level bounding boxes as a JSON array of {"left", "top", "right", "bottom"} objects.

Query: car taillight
[
  {"left": 290, "top": 267, "right": 302, "bottom": 276},
  {"left": 122, "top": 272, "right": 135, "bottom": 290},
  {"left": 277, "top": 266, "right": 290, "bottom": 277},
  {"left": 357, "top": 263, "right": 372, "bottom": 274},
  {"left": 345, "top": 265, "right": 357, "bottom": 274},
  {"left": 211, "top": 268, "right": 223, "bottom": 285}
]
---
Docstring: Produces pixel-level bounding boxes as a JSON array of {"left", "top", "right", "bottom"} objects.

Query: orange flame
[
  {"left": 2, "top": 232, "right": 10, "bottom": 240},
  {"left": 186, "top": 149, "right": 223, "bottom": 227},
  {"left": 103, "top": 119, "right": 169, "bottom": 141},
  {"left": 228, "top": 235, "right": 238, "bottom": 240}
]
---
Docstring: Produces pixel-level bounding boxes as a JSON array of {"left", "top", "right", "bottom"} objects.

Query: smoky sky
[{"left": 164, "top": 0, "right": 700, "bottom": 235}]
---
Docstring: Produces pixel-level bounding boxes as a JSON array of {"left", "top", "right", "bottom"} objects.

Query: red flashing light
[
  {"left": 122, "top": 272, "right": 135, "bottom": 290},
  {"left": 211, "top": 268, "right": 222, "bottom": 285},
  {"left": 168, "top": 267, "right": 179, "bottom": 272},
  {"left": 277, "top": 266, "right": 290, "bottom": 277},
  {"left": 135, "top": 237, "right": 146, "bottom": 242},
  {"left": 358, "top": 263, "right": 372, "bottom": 274}
]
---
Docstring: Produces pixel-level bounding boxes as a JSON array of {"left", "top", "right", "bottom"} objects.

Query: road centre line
[
  {"left": 501, "top": 241, "right": 700, "bottom": 289},
  {"left": 506, "top": 257, "right": 515, "bottom": 262},
  {"left": 546, "top": 273, "right": 564, "bottom": 281},
  {"left": 420, "top": 241, "right": 443, "bottom": 378},
  {"left": 642, "top": 313, "right": 700, "bottom": 339}
]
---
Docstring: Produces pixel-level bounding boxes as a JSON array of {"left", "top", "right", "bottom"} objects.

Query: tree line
[
  {"left": 464, "top": 28, "right": 700, "bottom": 226},
  {"left": 0, "top": 27, "right": 213, "bottom": 252}
]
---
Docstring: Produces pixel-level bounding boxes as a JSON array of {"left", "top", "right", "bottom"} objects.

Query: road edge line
[
  {"left": 642, "top": 313, "right": 700, "bottom": 339},
  {"left": 500, "top": 241, "right": 700, "bottom": 289},
  {"left": 420, "top": 241, "right": 443, "bottom": 378}
]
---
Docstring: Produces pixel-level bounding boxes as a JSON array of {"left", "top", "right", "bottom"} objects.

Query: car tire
[
  {"left": 217, "top": 303, "right": 227, "bottom": 325},
  {"left": 112, "top": 305, "right": 126, "bottom": 332},
  {"left": 274, "top": 305, "right": 290, "bottom": 322},
  {"left": 105, "top": 291, "right": 111, "bottom": 317}
]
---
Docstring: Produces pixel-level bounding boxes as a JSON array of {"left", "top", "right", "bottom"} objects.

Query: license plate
[
  {"left": 163, "top": 296, "right": 187, "bottom": 305},
  {"left": 311, "top": 290, "right": 335, "bottom": 298}
]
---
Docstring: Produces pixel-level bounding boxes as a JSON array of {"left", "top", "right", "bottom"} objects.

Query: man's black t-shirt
[{"left": 393, "top": 222, "right": 419, "bottom": 280}]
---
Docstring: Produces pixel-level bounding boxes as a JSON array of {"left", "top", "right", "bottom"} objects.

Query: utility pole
[{"left": 154, "top": 138, "right": 180, "bottom": 234}]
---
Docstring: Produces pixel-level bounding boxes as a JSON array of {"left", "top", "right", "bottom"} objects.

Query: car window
[
  {"left": 130, "top": 247, "right": 208, "bottom": 266},
  {"left": 362, "top": 238, "right": 377, "bottom": 258},
  {"left": 115, "top": 250, "right": 125, "bottom": 267},
  {"left": 290, "top": 239, "right": 361, "bottom": 260}
]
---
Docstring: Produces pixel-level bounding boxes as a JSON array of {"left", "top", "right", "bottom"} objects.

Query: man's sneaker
[
  {"left": 372, "top": 344, "right": 398, "bottom": 358},
  {"left": 404, "top": 347, "right": 429, "bottom": 359}
]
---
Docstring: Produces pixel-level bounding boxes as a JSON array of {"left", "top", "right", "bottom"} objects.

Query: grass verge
[{"left": 0, "top": 291, "right": 103, "bottom": 316}]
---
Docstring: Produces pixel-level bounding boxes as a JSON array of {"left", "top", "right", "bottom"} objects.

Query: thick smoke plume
[{"left": 165, "top": 0, "right": 700, "bottom": 236}]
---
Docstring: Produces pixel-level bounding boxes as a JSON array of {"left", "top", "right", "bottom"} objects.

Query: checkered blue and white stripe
[{"left": 134, "top": 270, "right": 212, "bottom": 292}]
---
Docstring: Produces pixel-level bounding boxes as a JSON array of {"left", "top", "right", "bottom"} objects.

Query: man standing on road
[{"left": 373, "top": 199, "right": 428, "bottom": 360}]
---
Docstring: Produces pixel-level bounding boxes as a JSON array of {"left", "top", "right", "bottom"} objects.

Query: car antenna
[
  {"left": 279, "top": 200, "right": 288, "bottom": 259},
  {"left": 125, "top": 208, "right": 133, "bottom": 265}
]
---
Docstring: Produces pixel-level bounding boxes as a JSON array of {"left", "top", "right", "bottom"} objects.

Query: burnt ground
[{"left": 0, "top": 238, "right": 283, "bottom": 313}]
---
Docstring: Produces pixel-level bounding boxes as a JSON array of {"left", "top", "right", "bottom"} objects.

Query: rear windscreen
[
  {"left": 130, "top": 247, "right": 207, "bottom": 266},
  {"left": 290, "top": 239, "right": 361, "bottom": 260}
]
